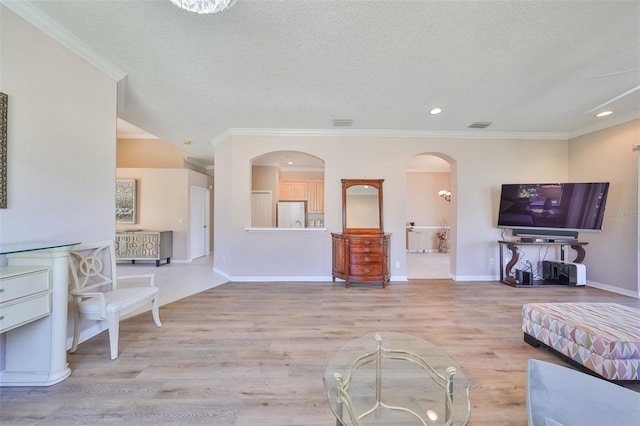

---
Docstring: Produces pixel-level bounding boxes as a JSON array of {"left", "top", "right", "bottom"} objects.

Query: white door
[
  {"left": 252, "top": 190, "right": 272, "bottom": 227},
  {"left": 190, "top": 186, "right": 210, "bottom": 260}
]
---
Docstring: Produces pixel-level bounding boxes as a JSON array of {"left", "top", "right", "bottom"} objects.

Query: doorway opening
[{"left": 406, "top": 154, "right": 452, "bottom": 279}]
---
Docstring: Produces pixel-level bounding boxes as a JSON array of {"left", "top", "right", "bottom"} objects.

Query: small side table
[{"left": 323, "top": 332, "right": 471, "bottom": 425}]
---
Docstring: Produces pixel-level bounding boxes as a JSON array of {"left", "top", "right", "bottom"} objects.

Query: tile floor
[
  {"left": 117, "top": 255, "right": 228, "bottom": 309},
  {"left": 405, "top": 251, "right": 450, "bottom": 279}
]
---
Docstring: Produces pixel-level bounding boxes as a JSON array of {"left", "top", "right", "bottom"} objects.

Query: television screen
[{"left": 497, "top": 182, "right": 609, "bottom": 233}]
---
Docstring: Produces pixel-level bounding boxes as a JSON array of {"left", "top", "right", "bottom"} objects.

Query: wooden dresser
[{"left": 332, "top": 233, "right": 391, "bottom": 288}]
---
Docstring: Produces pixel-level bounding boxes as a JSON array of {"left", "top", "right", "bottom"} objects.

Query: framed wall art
[
  {"left": 116, "top": 178, "right": 137, "bottom": 224},
  {"left": 1, "top": 92, "right": 7, "bottom": 209}
]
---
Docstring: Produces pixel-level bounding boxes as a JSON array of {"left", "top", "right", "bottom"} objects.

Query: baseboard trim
[
  {"left": 452, "top": 274, "right": 498, "bottom": 281},
  {"left": 586, "top": 280, "right": 639, "bottom": 298},
  {"left": 213, "top": 270, "right": 333, "bottom": 282}
]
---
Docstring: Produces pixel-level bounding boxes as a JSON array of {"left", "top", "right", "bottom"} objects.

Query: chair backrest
[{"left": 69, "top": 240, "right": 118, "bottom": 293}]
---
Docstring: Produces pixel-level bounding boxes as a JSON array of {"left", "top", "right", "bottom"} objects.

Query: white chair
[{"left": 68, "top": 240, "right": 162, "bottom": 360}]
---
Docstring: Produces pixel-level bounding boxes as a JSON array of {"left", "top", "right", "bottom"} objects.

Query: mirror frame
[{"left": 342, "top": 179, "right": 384, "bottom": 234}]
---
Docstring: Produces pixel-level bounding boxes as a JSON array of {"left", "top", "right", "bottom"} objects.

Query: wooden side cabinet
[
  {"left": 115, "top": 230, "right": 173, "bottom": 266},
  {"left": 331, "top": 233, "right": 391, "bottom": 288}
]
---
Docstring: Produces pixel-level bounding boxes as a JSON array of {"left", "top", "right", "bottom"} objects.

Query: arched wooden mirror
[
  {"left": 342, "top": 179, "right": 384, "bottom": 234},
  {"left": 333, "top": 178, "right": 390, "bottom": 287}
]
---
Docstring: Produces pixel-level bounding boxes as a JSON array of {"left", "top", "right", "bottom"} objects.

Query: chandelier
[
  {"left": 438, "top": 190, "right": 451, "bottom": 202},
  {"left": 169, "top": 0, "right": 237, "bottom": 14}
]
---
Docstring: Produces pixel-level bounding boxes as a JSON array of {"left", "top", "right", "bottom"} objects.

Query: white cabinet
[
  {"left": 1, "top": 243, "right": 75, "bottom": 387},
  {"left": 406, "top": 228, "right": 431, "bottom": 252},
  {"left": 115, "top": 230, "right": 173, "bottom": 266},
  {"left": 0, "top": 267, "right": 50, "bottom": 334}
]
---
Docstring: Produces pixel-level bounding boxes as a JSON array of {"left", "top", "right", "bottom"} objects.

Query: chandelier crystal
[{"left": 169, "top": 0, "right": 237, "bottom": 14}]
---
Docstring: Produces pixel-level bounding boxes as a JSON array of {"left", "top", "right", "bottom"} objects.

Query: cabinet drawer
[
  {"left": 0, "top": 269, "right": 49, "bottom": 304},
  {"left": 350, "top": 254, "right": 383, "bottom": 265},
  {"left": 350, "top": 238, "right": 383, "bottom": 247},
  {"left": 350, "top": 245, "right": 383, "bottom": 254},
  {"left": 0, "top": 292, "right": 51, "bottom": 334},
  {"left": 350, "top": 264, "right": 383, "bottom": 276}
]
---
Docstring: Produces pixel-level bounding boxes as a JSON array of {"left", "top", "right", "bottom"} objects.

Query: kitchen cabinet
[
  {"left": 307, "top": 182, "right": 324, "bottom": 213},
  {"left": 279, "top": 180, "right": 324, "bottom": 213},
  {"left": 280, "top": 182, "right": 308, "bottom": 200}
]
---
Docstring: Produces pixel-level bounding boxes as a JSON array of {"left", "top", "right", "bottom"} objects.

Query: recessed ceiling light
[
  {"left": 287, "top": 161, "right": 293, "bottom": 165},
  {"left": 429, "top": 107, "right": 443, "bottom": 115},
  {"left": 595, "top": 110, "right": 613, "bottom": 118},
  {"left": 183, "top": 140, "right": 192, "bottom": 145}
]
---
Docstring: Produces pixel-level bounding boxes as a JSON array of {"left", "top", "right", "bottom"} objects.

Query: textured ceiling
[{"left": 12, "top": 0, "right": 640, "bottom": 167}]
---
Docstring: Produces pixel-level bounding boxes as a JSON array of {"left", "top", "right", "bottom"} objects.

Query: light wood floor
[{"left": 1, "top": 256, "right": 639, "bottom": 425}]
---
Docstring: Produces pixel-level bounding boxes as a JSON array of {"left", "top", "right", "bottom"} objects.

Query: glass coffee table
[{"left": 323, "top": 332, "right": 471, "bottom": 425}]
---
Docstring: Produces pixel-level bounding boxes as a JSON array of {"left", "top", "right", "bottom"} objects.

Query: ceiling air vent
[
  {"left": 468, "top": 121, "right": 492, "bottom": 129},
  {"left": 332, "top": 119, "right": 354, "bottom": 127}
]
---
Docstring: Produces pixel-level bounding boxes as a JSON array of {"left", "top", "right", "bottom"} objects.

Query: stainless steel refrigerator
[{"left": 277, "top": 201, "right": 306, "bottom": 228}]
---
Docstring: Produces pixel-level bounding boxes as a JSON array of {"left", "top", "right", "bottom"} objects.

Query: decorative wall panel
[{"left": 115, "top": 179, "right": 136, "bottom": 223}]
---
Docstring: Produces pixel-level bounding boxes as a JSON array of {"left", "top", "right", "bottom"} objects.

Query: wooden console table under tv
[{"left": 498, "top": 240, "right": 588, "bottom": 287}]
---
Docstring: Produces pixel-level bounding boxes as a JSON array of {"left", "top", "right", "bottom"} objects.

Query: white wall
[
  {"left": 214, "top": 134, "right": 568, "bottom": 282},
  {"left": 0, "top": 6, "right": 117, "bottom": 248},
  {"left": 569, "top": 119, "right": 639, "bottom": 297},
  {"left": 406, "top": 171, "right": 451, "bottom": 227},
  {"left": 0, "top": 6, "right": 118, "bottom": 354},
  {"left": 116, "top": 168, "right": 210, "bottom": 261}
]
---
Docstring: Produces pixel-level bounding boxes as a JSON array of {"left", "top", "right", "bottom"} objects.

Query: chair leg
[
  {"left": 107, "top": 313, "right": 120, "bottom": 360},
  {"left": 151, "top": 297, "right": 162, "bottom": 327},
  {"left": 70, "top": 309, "right": 81, "bottom": 353}
]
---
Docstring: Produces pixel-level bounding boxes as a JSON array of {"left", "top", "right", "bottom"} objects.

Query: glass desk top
[
  {"left": 0, "top": 241, "right": 80, "bottom": 256},
  {"left": 323, "top": 332, "right": 471, "bottom": 426}
]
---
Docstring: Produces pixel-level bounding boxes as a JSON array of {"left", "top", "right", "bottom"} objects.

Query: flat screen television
[{"left": 497, "top": 182, "right": 609, "bottom": 237}]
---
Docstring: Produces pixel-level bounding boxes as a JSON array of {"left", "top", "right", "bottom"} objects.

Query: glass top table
[
  {"left": 0, "top": 241, "right": 80, "bottom": 255},
  {"left": 323, "top": 332, "right": 471, "bottom": 426}
]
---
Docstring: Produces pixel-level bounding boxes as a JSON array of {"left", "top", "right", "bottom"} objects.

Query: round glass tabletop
[{"left": 323, "top": 332, "right": 471, "bottom": 425}]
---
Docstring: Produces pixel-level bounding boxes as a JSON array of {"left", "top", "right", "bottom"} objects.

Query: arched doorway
[{"left": 406, "top": 154, "right": 452, "bottom": 279}]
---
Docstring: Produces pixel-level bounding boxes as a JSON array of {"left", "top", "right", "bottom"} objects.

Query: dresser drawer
[
  {"left": 350, "top": 245, "right": 384, "bottom": 254},
  {"left": 350, "top": 253, "right": 383, "bottom": 265},
  {"left": 349, "top": 238, "right": 383, "bottom": 248},
  {"left": 0, "top": 292, "right": 51, "bottom": 334},
  {"left": 0, "top": 269, "right": 50, "bottom": 304},
  {"left": 350, "top": 264, "right": 383, "bottom": 277}
]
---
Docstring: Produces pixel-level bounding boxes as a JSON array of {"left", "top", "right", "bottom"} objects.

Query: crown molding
[
  {"left": 227, "top": 127, "right": 570, "bottom": 141},
  {"left": 568, "top": 112, "right": 640, "bottom": 139},
  {"left": 117, "top": 131, "right": 159, "bottom": 140},
  {"left": 210, "top": 129, "right": 232, "bottom": 148},
  {"left": 1, "top": 0, "right": 126, "bottom": 81}
]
